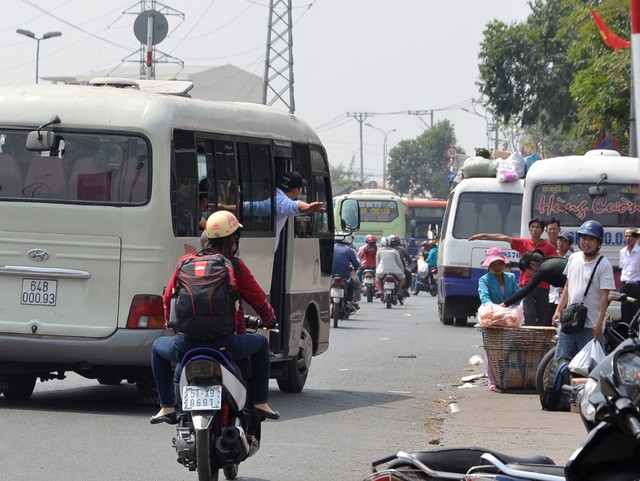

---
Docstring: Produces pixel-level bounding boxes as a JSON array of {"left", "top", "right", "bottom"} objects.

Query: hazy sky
[{"left": 1, "top": 0, "right": 531, "bottom": 184}]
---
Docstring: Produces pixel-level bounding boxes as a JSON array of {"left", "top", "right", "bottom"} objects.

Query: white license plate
[
  {"left": 330, "top": 288, "right": 344, "bottom": 298},
  {"left": 21, "top": 279, "right": 58, "bottom": 306},
  {"left": 384, "top": 282, "right": 395, "bottom": 289},
  {"left": 363, "top": 277, "right": 374, "bottom": 285},
  {"left": 182, "top": 385, "right": 222, "bottom": 411}
]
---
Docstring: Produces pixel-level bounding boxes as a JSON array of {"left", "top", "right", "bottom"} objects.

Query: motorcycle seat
[
  {"left": 393, "top": 447, "right": 555, "bottom": 474},
  {"left": 504, "top": 462, "right": 565, "bottom": 476}
]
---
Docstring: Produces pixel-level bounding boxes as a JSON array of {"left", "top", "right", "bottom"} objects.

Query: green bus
[{"left": 333, "top": 189, "right": 407, "bottom": 247}]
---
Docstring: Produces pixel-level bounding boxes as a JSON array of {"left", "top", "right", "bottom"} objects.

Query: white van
[
  {"left": 437, "top": 177, "right": 524, "bottom": 325},
  {"left": 522, "top": 150, "right": 640, "bottom": 287}
]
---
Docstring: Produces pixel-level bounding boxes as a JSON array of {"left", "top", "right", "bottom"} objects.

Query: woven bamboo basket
[{"left": 482, "top": 326, "right": 556, "bottom": 391}]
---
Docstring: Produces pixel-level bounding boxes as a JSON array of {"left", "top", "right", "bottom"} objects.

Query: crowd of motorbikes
[{"left": 330, "top": 238, "right": 438, "bottom": 326}]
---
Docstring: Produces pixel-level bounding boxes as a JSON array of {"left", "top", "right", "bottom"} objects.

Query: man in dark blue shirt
[{"left": 332, "top": 235, "right": 360, "bottom": 311}]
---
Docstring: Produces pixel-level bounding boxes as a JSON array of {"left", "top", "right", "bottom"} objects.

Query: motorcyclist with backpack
[{"left": 150, "top": 210, "right": 279, "bottom": 425}]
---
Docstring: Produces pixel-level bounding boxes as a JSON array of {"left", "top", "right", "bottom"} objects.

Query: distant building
[{"left": 42, "top": 63, "right": 263, "bottom": 103}]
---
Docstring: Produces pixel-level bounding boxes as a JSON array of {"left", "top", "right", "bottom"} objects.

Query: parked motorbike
[
  {"left": 535, "top": 292, "right": 639, "bottom": 397},
  {"left": 172, "top": 316, "right": 268, "bottom": 481},
  {"left": 362, "top": 268, "right": 376, "bottom": 303},
  {"left": 364, "top": 337, "right": 640, "bottom": 481},
  {"left": 330, "top": 275, "right": 351, "bottom": 327},
  {"left": 381, "top": 273, "right": 402, "bottom": 309}
]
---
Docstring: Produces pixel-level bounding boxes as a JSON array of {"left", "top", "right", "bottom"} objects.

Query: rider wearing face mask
[{"left": 477, "top": 247, "right": 520, "bottom": 305}]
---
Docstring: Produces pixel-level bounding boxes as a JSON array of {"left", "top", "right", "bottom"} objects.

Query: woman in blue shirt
[
  {"left": 477, "top": 247, "right": 520, "bottom": 391},
  {"left": 478, "top": 247, "right": 520, "bottom": 304}
]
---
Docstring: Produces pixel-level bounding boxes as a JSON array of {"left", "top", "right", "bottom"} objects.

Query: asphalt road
[{"left": 0, "top": 292, "right": 484, "bottom": 481}]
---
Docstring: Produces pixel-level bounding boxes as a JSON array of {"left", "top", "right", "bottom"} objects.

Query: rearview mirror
[
  {"left": 588, "top": 186, "right": 607, "bottom": 197},
  {"left": 339, "top": 198, "right": 360, "bottom": 233},
  {"left": 26, "top": 130, "right": 57, "bottom": 152}
]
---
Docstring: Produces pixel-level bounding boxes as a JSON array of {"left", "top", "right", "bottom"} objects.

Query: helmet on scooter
[
  {"left": 388, "top": 235, "right": 398, "bottom": 246},
  {"left": 577, "top": 220, "right": 604, "bottom": 242},
  {"left": 365, "top": 234, "right": 377, "bottom": 245},
  {"left": 380, "top": 236, "right": 389, "bottom": 247}
]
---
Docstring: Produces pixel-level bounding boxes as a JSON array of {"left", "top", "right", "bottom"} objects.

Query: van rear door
[{"left": 0, "top": 232, "right": 120, "bottom": 337}]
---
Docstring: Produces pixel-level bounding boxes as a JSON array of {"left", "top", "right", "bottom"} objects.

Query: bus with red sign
[
  {"left": 521, "top": 149, "right": 640, "bottom": 287},
  {"left": 405, "top": 198, "right": 448, "bottom": 242}
]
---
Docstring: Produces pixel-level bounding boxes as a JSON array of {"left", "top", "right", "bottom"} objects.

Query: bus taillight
[
  {"left": 441, "top": 266, "right": 471, "bottom": 279},
  {"left": 126, "top": 294, "right": 166, "bottom": 328}
]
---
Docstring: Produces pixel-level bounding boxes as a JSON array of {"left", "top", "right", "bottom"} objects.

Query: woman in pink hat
[
  {"left": 478, "top": 247, "right": 520, "bottom": 305},
  {"left": 478, "top": 247, "right": 520, "bottom": 391}
]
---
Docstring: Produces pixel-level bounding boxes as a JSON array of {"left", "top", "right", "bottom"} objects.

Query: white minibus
[
  {"left": 0, "top": 80, "right": 348, "bottom": 401},
  {"left": 437, "top": 177, "right": 524, "bottom": 325},
  {"left": 522, "top": 150, "right": 640, "bottom": 287}
]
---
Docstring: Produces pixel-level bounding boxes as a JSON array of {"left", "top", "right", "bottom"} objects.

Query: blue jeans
[
  {"left": 151, "top": 332, "right": 271, "bottom": 408},
  {"left": 554, "top": 328, "right": 603, "bottom": 360}
]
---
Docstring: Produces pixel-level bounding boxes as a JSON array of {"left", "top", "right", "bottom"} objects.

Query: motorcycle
[
  {"left": 381, "top": 273, "right": 402, "bottom": 309},
  {"left": 412, "top": 267, "right": 438, "bottom": 297},
  {"left": 172, "top": 316, "right": 268, "bottom": 481},
  {"left": 362, "top": 268, "right": 377, "bottom": 303},
  {"left": 364, "top": 337, "right": 640, "bottom": 481},
  {"left": 536, "top": 292, "right": 639, "bottom": 397},
  {"left": 330, "top": 275, "right": 351, "bottom": 327}
]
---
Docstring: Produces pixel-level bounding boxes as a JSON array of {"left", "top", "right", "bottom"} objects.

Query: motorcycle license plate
[
  {"left": 363, "top": 277, "right": 374, "bottom": 285},
  {"left": 21, "top": 279, "right": 57, "bottom": 306},
  {"left": 330, "top": 288, "right": 344, "bottom": 298},
  {"left": 182, "top": 385, "right": 222, "bottom": 411},
  {"left": 384, "top": 282, "right": 395, "bottom": 289}
]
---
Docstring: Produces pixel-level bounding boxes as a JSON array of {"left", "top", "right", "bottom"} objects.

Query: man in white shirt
[
  {"left": 619, "top": 226, "right": 640, "bottom": 322},
  {"left": 553, "top": 220, "right": 615, "bottom": 360}
]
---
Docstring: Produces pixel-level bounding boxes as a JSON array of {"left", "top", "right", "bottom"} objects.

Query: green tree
[
  {"left": 386, "top": 120, "right": 461, "bottom": 199},
  {"left": 477, "top": 0, "right": 631, "bottom": 155}
]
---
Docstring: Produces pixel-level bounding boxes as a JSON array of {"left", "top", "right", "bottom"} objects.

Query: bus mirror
[
  {"left": 588, "top": 185, "right": 607, "bottom": 197},
  {"left": 339, "top": 198, "right": 360, "bottom": 233},
  {"left": 26, "top": 130, "right": 57, "bottom": 152}
]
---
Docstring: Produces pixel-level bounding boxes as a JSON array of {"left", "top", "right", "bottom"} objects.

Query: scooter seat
[
  {"left": 392, "top": 447, "right": 555, "bottom": 474},
  {"left": 504, "top": 462, "right": 565, "bottom": 476}
]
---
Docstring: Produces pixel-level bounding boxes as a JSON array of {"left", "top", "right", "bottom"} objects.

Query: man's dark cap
[{"left": 279, "top": 171, "right": 306, "bottom": 190}]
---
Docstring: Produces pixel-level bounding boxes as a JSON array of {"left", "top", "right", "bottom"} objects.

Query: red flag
[{"left": 589, "top": 6, "right": 631, "bottom": 50}]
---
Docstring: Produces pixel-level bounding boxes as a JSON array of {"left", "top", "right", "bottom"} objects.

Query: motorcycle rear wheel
[
  {"left": 196, "top": 429, "right": 219, "bottom": 481},
  {"left": 535, "top": 347, "right": 556, "bottom": 398},
  {"left": 366, "top": 286, "right": 373, "bottom": 303},
  {"left": 333, "top": 302, "right": 340, "bottom": 328}
]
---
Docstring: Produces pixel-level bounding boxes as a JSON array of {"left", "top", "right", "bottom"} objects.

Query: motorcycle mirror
[{"left": 599, "top": 371, "right": 617, "bottom": 398}]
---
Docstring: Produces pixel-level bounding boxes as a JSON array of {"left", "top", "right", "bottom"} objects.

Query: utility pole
[
  {"left": 347, "top": 112, "right": 373, "bottom": 187},
  {"left": 408, "top": 110, "right": 434, "bottom": 129},
  {"left": 263, "top": 0, "right": 295, "bottom": 113}
]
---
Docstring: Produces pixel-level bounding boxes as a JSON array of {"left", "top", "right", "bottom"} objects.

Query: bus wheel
[
  {"left": 135, "top": 369, "right": 158, "bottom": 406},
  {"left": 438, "top": 299, "right": 454, "bottom": 325},
  {"left": 455, "top": 317, "right": 467, "bottom": 326},
  {"left": 1, "top": 374, "right": 36, "bottom": 400},
  {"left": 277, "top": 319, "right": 313, "bottom": 393}
]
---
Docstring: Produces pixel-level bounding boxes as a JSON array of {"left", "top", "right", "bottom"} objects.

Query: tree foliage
[
  {"left": 477, "top": 0, "right": 631, "bottom": 155},
  {"left": 386, "top": 120, "right": 461, "bottom": 199}
]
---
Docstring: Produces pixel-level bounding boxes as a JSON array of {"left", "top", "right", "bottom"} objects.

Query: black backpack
[
  {"left": 173, "top": 253, "right": 239, "bottom": 338},
  {"left": 540, "top": 357, "right": 571, "bottom": 412}
]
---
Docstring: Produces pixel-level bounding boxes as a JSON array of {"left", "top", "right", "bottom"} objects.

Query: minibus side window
[
  {"left": 309, "top": 146, "right": 332, "bottom": 238},
  {"left": 172, "top": 130, "right": 199, "bottom": 237},
  {"left": 238, "top": 142, "right": 274, "bottom": 234}
]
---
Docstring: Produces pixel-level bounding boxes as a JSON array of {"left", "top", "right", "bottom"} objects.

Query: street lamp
[
  {"left": 16, "top": 29, "right": 62, "bottom": 84},
  {"left": 365, "top": 123, "right": 396, "bottom": 189}
]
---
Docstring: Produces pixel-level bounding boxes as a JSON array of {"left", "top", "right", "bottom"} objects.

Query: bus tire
[
  {"left": 1, "top": 374, "right": 36, "bottom": 400},
  {"left": 455, "top": 317, "right": 467, "bottom": 327},
  {"left": 438, "top": 299, "right": 454, "bottom": 325},
  {"left": 277, "top": 319, "right": 313, "bottom": 393}
]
